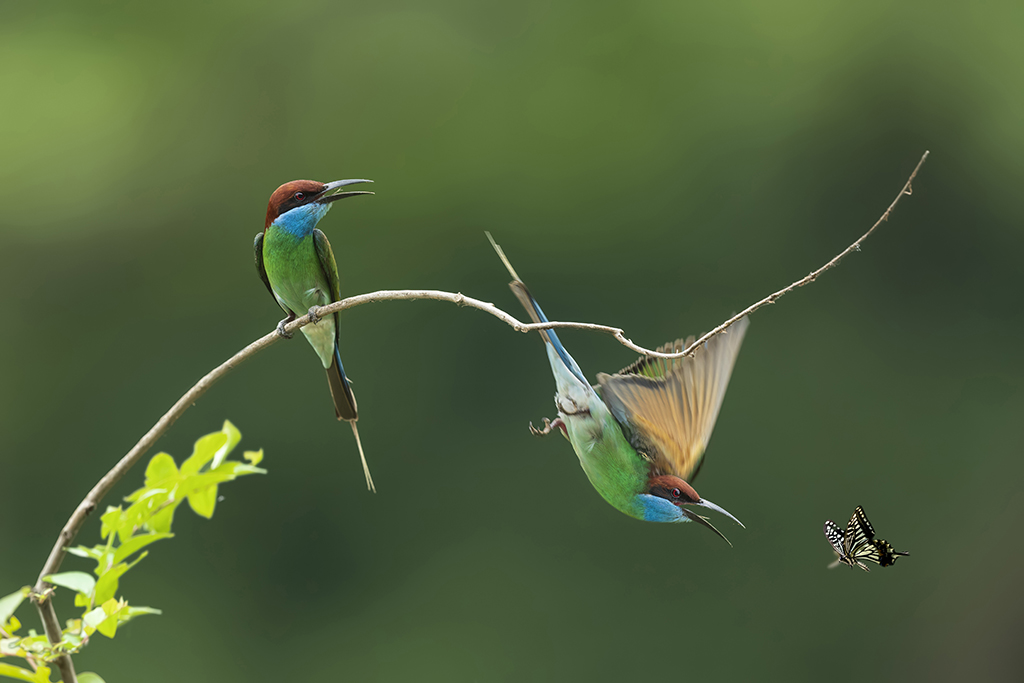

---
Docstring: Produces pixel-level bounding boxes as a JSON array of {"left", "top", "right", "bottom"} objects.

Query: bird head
[
  {"left": 641, "top": 474, "right": 744, "bottom": 545},
  {"left": 265, "top": 179, "right": 374, "bottom": 230}
]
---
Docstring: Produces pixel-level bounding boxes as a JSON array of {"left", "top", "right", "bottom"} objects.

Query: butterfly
[{"left": 823, "top": 506, "right": 909, "bottom": 572}]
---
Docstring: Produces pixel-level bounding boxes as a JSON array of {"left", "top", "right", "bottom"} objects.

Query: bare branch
[
  {"left": 678, "top": 150, "right": 929, "bottom": 357},
  {"left": 32, "top": 153, "right": 927, "bottom": 681}
]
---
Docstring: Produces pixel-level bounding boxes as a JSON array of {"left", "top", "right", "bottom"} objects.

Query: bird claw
[
  {"left": 307, "top": 306, "right": 321, "bottom": 324},
  {"left": 276, "top": 317, "right": 295, "bottom": 339},
  {"left": 530, "top": 417, "right": 564, "bottom": 437}
]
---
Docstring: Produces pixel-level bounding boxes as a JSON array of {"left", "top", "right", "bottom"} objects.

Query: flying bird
[
  {"left": 255, "top": 179, "right": 375, "bottom": 491},
  {"left": 824, "top": 506, "right": 909, "bottom": 571},
  {"left": 488, "top": 233, "right": 748, "bottom": 544}
]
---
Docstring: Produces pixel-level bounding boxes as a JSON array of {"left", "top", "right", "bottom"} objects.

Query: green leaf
[
  {"left": 187, "top": 485, "right": 217, "bottom": 519},
  {"left": 99, "top": 506, "right": 123, "bottom": 540},
  {"left": 0, "top": 588, "right": 29, "bottom": 625},
  {"left": 66, "top": 545, "right": 105, "bottom": 561},
  {"left": 211, "top": 420, "right": 242, "bottom": 469},
  {"left": 243, "top": 449, "right": 264, "bottom": 466},
  {"left": 42, "top": 572, "right": 95, "bottom": 597},
  {"left": 147, "top": 502, "right": 179, "bottom": 534},
  {"left": 92, "top": 551, "right": 145, "bottom": 605},
  {"left": 81, "top": 605, "right": 107, "bottom": 634},
  {"left": 122, "top": 489, "right": 173, "bottom": 533},
  {"left": 180, "top": 432, "right": 227, "bottom": 476},
  {"left": 3, "top": 614, "right": 22, "bottom": 634},
  {"left": 144, "top": 452, "right": 178, "bottom": 485},
  {"left": 111, "top": 532, "right": 173, "bottom": 565},
  {"left": 95, "top": 599, "right": 122, "bottom": 638},
  {"left": 0, "top": 662, "right": 53, "bottom": 682},
  {"left": 122, "top": 605, "right": 161, "bottom": 619},
  {"left": 78, "top": 674, "right": 107, "bottom": 683}
]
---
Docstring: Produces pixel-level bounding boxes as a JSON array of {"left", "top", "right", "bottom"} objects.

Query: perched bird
[
  {"left": 824, "top": 505, "right": 909, "bottom": 571},
  {"left": 255, "top": 179, "right": 375, "bottom": 491},
  {"left": 488, "top": 234, "right": 748, "bottom": 544}
]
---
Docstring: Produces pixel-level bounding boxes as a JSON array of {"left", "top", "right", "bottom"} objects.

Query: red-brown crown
[
  {"left": 648, "top": 474, "right": 701, "bottom": 505},
  {"left": 265, "top": 180, "right": 326, "bottom": 229}
]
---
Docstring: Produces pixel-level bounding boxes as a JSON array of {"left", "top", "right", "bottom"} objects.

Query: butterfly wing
[
  {"left": 844, "top": 506, "right": 874, "bottom": 555},
  {"left": 823, "top": 520, "right": 847, "bottom": 556}
]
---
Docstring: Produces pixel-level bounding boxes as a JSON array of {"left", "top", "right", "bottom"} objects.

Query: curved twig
[
  {"left": 32, "top": 152, "right": 927, "bottom": 683},
  {"left": 678, "top": 150, "right": 929, "bottom": 355}
]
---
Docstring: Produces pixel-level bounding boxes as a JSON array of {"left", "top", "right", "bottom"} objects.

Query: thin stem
[
  {"left": 678, "top": 150, "right": 929, "bottom": 356},
  {"left": 31, "top": 152, "right": 927, "bottom": 681}
]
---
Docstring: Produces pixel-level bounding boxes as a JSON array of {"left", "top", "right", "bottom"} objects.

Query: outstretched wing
[
  {"left": 597, "top": 317, "right": 749, "bottom": 481},
  {"left": 844, "top": 506, "right": 876, "bottom": 556},
  {"left": 846, "top": 507, "right": 909, "bottom": 567},
  {"left": 823, "top": 520, "right": 847, "bottom": 556}
]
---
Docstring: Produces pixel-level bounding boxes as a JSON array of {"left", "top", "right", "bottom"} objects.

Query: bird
[
  {"left": 487, "top": 233, "right": 748, "bottom": 544},
  {"left": 255, "top": 178, "right": 375, "bottom": 491},
  {"left": 824, "top": 505, "right": 909, "bottom": 571}
]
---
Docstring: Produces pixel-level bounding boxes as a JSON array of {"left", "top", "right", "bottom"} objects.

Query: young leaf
[
  {"left": 42, "top": 572, "right": 95, "bottom": 598},
  {"left": 120, "top": 605, "right": 161, "bottom": 620},
  {"left": 92, "top": 552, "right": 146, "bottom": 605},
  {"left": 187, "top": 485, "right": 217, "bottom": 519},
  {"left": 180, "top": 432, "right": 228, "bottom": 476},
  {"left": 122, "top": 489, "right": 174, "bottom": 535},
  {"left": 0, "top": 662, "right": 53, "bottom": 683},
  {"left": 0, "top": 588, "right": 29, "bottom": 625},
  {"left": 146, "top": 502, "right": 179, "bottom": 534},
  {"left": 144, "top": 453, "right": 178, "bottom": 486},
  {"left": 99, "top": 507, "right": 123, "bottom": 540},
  {"left": 111, "top": 532, "right": 173, "bottom": 565},
  {"left": 95, "top": 599, "right": 123, "bottom": 638},
  {"left": 211, "top": 420, "right": 242, "bottom": 469},
  {"left": 3, "top": 615, "right": 22, "bottom": 634},
  {"left": 66, "top": 546, "right": 105, "bottom": 562},
  {"left": 244, "top": 449, "right": 264, "bottom": 466},
  {"left": 81, "top": 605, "right": 107, "bottom": 635},
  {"left": 78, "top": 673, "right": 107, "bottom": 683}
]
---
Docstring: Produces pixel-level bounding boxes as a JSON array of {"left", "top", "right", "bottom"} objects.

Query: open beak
[
  {"left": 316, "top": 179, "right": 374, "bottom": 203},
  {"left": 695, "top": 497, "right": 745, "bottom": 528},
  {"left": 681, "top": 509, "right": 732, "bottom": 546},
  {"left": 680, "top": 497, "right": 744, "bottom": 546}
]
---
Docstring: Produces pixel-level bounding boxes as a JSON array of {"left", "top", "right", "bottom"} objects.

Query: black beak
[
  {"left": 316, "top": 179, "right": 374, "bottom": 203},
  {"left": 681, "top": 508, "right": 734, "bottom": 547},
  {"left": 680, "top": 498, "right": 744, "bottom": 546}
]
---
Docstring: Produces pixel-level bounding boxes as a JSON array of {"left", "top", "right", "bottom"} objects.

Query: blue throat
[
  {"left": 272, "top": 202, "right": 332, "bottom": 237},
  {"left": 636, "top": 494, "right": 688, "bottom": 523}
]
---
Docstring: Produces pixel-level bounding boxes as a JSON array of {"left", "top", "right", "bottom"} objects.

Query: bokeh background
[{"left": 2, "top": 1, "right": 1022, "bottom": 681}]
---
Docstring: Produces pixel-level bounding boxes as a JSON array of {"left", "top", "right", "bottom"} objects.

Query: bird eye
[
  {"left": 671, "top": 488, "right": 682, "bottom": 499},
  {"left": 293, "top": 191, "right": 305, "bottom": 201}
]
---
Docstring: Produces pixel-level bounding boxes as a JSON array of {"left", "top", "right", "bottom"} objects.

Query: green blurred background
[{"left": 2, "top": 1, "right": 1022, "bottom": 680}]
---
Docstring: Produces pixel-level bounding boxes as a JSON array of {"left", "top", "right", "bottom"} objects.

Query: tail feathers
[
  {"left": 487, "top": 232, "right": 587, "bottom": 386},
  {"left": 349, "top": 421, "right": 375, "bottom": 492},
  {"left": 509, "top": 281, "right": 587, "bottom": 385},
  {"left": 326, "top": 348, "right": 358, "bottom": 421},
  {"left": 326, "top": 349, "right": 374, "bottom": 492}
]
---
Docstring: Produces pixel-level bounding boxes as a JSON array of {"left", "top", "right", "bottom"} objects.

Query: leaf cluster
[{"left": 0, "top": 421, "right": 264, "bottom": 683}]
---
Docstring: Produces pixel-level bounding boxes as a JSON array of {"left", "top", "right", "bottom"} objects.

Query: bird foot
[
  {"left": 276, "top": 316, "right": 295, "bottom": 339},
  {"left": 307, "top": 306, "right": 321, "bottom": 324},
  {"left": 530, "top": 417, "right": 565, "bottom": 437}
]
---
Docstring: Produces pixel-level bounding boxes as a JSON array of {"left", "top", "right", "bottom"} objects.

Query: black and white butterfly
[{"left": 824, "top": 506, "right": 909, "bottom": 572}]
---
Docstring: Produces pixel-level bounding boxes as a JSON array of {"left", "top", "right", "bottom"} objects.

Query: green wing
[
  {"left": 253, "top": 232, "right": 283, "bottom": 309},
  {"left": 597, "top": 317, "right": 749, "bottom": 482},
  {"left": 313, "top": 229, "right": 342, "bottom": 305}
]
